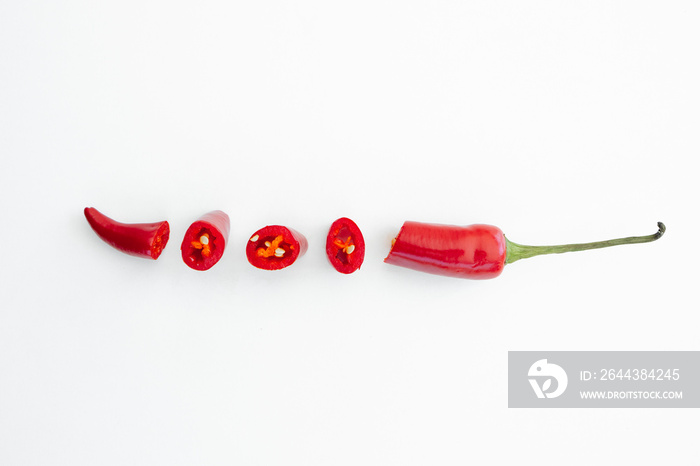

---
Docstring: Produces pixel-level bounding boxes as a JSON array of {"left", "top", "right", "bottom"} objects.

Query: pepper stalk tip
[{"left": 655, "top": 222, "right": 666, "bottom": 239}]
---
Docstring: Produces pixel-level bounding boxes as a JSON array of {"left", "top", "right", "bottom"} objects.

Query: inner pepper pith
[
  {"left": 190, "top": 229, "right": 214, "bottom": 258},
  {"left": 254, "top": 235, "right": 294, "bottom": 260},
  {"left": 332, "top": 228, "right": 355, "bottom": 265}
]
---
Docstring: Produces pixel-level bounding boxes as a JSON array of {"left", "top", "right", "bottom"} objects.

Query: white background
[{"left": 1, "top": 1, "right": 698, "bottom": 464}]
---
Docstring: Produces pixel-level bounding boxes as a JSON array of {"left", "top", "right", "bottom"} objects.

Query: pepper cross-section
[
  {"left": 181, "top": 210, "right": 231, "bottom": 271},
  {"left": 246, "top": 225, "right": 308, "bottom": 270}
]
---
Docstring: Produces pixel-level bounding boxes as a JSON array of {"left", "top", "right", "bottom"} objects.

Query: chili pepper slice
[
  {"left": 181, "top": 210, "right": 230, "bottom": 271},
  {"left": 326, "top": 217, "right": 365, "bottom": 274},
  {"left": 384, "top": 220, "right": 665, "bottom": 279},
  {"left": 246, "top": 225, "right": 308, "bottom": 270},
  {"left": 84, "top": 207, "right": 170, "bottom": 260}
]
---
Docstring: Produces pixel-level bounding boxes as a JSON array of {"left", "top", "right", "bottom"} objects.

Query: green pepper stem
[{"left": 505, "top": 222, "right": 665, "bottom": 264}]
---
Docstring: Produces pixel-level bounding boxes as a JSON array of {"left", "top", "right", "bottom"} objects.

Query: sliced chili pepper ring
[
  {"left": 246, "top": 225, "right": 308, "bottom": 270},
  {"left": 84, "top": 207, "right": 170, "bottom": 260},
  {"left": 326, "top": 217, "right": 365, "bottom": 274},
  {"left": 181, "top": 210, "right": 231, "bottom": 271}
]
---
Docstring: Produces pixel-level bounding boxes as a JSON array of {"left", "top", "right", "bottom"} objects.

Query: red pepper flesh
[
  {"left": 385, "top": 220, "right": 665, "bottom": 279},
  {"left": 326, "top": 217, "right": 365, "bottom": 274},
  {"left": 246, "top": 225, "right": 308, "bottom": 270},
  {"left": 384, "top": 221, "right": 506, "bottom": 279},
  {"left": 84, "top": 207, "right": 170, "bottom": 260},
  {"left": 181, "top": 210, "right": 230, "bottom": 271}
]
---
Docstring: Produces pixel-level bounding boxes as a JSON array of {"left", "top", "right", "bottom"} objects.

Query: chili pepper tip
[{"left": 84, "top": 207, "right": 170, "bottom": 260}]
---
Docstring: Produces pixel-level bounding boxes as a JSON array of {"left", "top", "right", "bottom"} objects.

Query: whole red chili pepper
[
  {"left": 181, "top": 210, "right": 230, "bottom": 271},
  {"left": 326, "top": 217, "right": 365, "bottom": 274},
  {"left": 246, "top": 225, "right": 308, "bottom": 270},
  {"left": 84, "top": 207, "right": 170, "bottom": 260},
  {"left": 384, "top": 221, "right": 665, "bottom": 279}
]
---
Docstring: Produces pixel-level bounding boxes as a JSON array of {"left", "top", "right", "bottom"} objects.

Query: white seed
[
  {"left": 250, "top": 235, "right": 259, "bottom": 242},
  {"left": 345, "top": 245, "right": 355, "bottom": 254},
  {"left": 274, "top": 248, "right": 285, "bottom": 257},
  {"left": 264, "top": 241, "right": 271, "bottom": 247},
  {"left": 200, "top": 235, "right": 209, "bottom": 245}
]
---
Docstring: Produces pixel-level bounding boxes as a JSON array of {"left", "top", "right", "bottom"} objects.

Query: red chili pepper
[
  {"left": 181, "top": 210, "right": 230, "bottom": 271},
  {"left": 246, "top": 225, "right": 308, "bottom": 270},
  {"left": 326, "top": 217, "right": 365, "bottom": 274},
  {"left": 84, "top": 207, "right": 170, "bottom": 260},
  {"left": 384, "top": 221, "right": 665, "bottom": 279}
]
